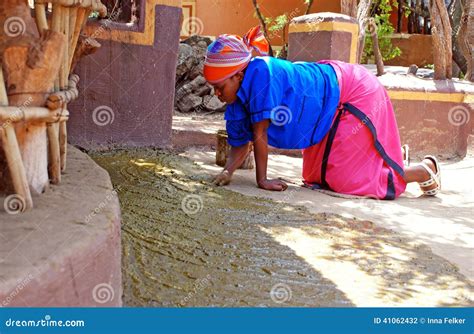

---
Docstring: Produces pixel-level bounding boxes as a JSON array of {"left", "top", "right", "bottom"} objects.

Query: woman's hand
[
  {"left": 258, "top": 178, "right": 288, "bottom": 191},
  {"left": 213, "top": 170, "right": 232, "bottom": 186}
]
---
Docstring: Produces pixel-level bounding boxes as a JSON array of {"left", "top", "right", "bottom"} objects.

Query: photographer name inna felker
[{"left": 373, "top": 317, "right": 466, "bottom": 325}]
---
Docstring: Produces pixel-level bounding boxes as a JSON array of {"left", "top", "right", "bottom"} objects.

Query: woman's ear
[{"left": 236, "top": 71, "right": 244, "bottom": 82}]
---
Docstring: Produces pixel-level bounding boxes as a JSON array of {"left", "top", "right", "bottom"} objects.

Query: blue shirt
[{"left": 225, "top": 57, "right": 340, "bottom": 149}]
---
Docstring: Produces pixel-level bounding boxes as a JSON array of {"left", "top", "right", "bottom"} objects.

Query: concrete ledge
[
  {"left": 0, "top": 146, "right": 122, "bottom": 307},
  {"left": 376, "top": 71, "right": 474, "bottom": 158}
]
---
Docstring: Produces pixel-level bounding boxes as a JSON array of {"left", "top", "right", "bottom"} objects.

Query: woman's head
[
  {"left": 203, "top": 26, "right": 269, "bottom": 104},
  {"left": 212, "top": 71, "right": 244, "bottom": 104}
]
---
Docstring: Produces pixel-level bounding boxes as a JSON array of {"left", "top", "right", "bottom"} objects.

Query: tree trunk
[
  {"left": 305, "top": 0, "right": 315, "bottom": 15},
  {"left": 368, "top": 19, "right": 384, "bottom": 76},
  {"left": 429, "top": 0, "right": 453, "bottom": 79},
  {"left": 251, "top": 0, "right": 273, "bottom": 57},
  {"left": 450, "top": 0, "right": 468, "bottom": 74},
  {"left": 415, "top": 0, "right": 422, "bottom": 33},
  {"left": 357, "top": 0, "right": 373, "bottom": 63},
  {"left": 397, "top": 0, "right": 404, "bottom": 33},
  {"left": 341, "top": 0, "right": 358, "bottom": 17},
  {"left": 458, "top": 0, "right": 474, "bottom": 81}
]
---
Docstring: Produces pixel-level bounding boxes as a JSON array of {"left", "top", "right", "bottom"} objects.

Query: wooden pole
[
  {"left": 47, "top": 123, "right": 61, "bottom": 184},
  {"left": 34, "top": 3, "right": 49, "bottom": 36},
  {"left": 52, "top": 4, "right": 64, "bottom": 91},
  {"left": 0, "top": 65, "right": 33, "bottom": 211},
  {"left": 59, "top": 120, "right": 67, "bottom": 171},
  {"left": 0, "top": 107, "right": 69, "bottom": 123},
  {"left": 62, "top": 7, "right": 70, "bottom": 89},
  {"left": 46, "top": 74, "right": 79, "bottom": 110},
  {"left": 0, "top": 127, "right": 34, "bottom": 211},
  {"left": 69, "top": 8, "right": 86, "bottom": 70},
  {"left": 68, "top": 6, "right": 78, "bottom": 72},
  {"left": 49, "top": 3, "right": 65, "bottom": 181},
  {"left": 0, "top": 67, "right": 7, "bottom": 105}
]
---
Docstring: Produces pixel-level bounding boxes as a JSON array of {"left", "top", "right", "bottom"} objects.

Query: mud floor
[{"left": 90, "top": 149, "right": 473, "bottom": 307}]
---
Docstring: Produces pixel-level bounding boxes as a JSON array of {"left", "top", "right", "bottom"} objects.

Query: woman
[{"left": 204, "top": 27, "right": 440, "bottom": 199}]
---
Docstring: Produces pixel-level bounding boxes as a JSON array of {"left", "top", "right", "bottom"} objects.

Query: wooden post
[
  {"left": 216, "top": 130, "right": 228, "bottom": 167},
  {"left": 216, "top": 130, "right": 254, "bottom": 170},
  {"left": 52, "top": 3, "right": 64, "bottom": 91},
  {"left": 59, "top": 120, "right": 67, "bottom": 171},
  {"left": 62, "top": 7, "right": 70, "bottom": 89},
  {"left": 2, "top": 30, "right": 66, "bottom": 193},
  {"left": 0, "top": 126, "right": 34, "bottom": 211},
  {"left": 0, "top": 65, "right": 33, "bottom": 211},
  {"left": 34, "top": 3, "right": 49, "bottom": 35},
  {"left": 47, "top": 122, "right": 61, "bottom": 184},
  {"left": 69, "top": 7, "right": 86, "bottom": 71}
]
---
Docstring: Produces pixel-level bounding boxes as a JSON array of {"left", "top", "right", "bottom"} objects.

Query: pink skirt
[{"left": 302, "top": 60, "right": 406, "bottom": 199}]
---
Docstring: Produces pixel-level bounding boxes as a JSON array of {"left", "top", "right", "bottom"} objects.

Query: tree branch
[{"left": 251, "top": 0, "right": 274, "bottom": 57}]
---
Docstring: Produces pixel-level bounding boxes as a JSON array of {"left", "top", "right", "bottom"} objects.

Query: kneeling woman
[{"left": 205, "top": 27, "right": 440, "bottom": 199}]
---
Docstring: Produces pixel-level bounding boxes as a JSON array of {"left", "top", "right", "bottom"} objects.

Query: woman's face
[{"left": 212, "top": 72, "right": 244, "bottom": 104}]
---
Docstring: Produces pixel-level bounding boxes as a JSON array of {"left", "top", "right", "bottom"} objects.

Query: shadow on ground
[{"left": 90, "top": 149, "right": 473, "bottom": 307}]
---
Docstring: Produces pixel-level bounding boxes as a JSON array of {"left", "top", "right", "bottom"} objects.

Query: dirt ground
[{"left": 90, "top": 149, "right": 473, "bottom": 307}]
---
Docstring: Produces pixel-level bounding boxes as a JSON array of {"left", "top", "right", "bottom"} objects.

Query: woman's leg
[{"left": 404, "top": 158, "right": 438, "bottom": 192}]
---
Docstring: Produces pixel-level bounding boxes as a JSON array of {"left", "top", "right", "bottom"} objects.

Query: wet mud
[{"left": 90, "top": 149, "right": 473, "bottom": 307}]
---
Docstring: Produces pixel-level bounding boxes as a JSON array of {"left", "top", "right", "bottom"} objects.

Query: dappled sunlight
[{"left": 260, "top": 216, "right": 473, "bottom": 307}]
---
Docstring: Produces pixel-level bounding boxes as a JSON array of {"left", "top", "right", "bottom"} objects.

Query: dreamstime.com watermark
[
  {"left": 4, "top": 315, "right": 85, "bottom": 328},
  {"left": 182, "top": 16, "right": 204, "bottom": 35},
  {"left": 262, "top": 187, "right": 298, "bottom": 224},
  {"left": 179, "top": 274, "right": 212, "bottom": 306},
  {"left": 87, "top": 8, "right": 122, "bottom": 43},
  {"left": 359, "top": 196, "right": 382, "bottom": 211},
  {"left": 92, "top": 105, "right": 115, "bottom": 127},
  {"left": 84, "top": 186, "right": 122, "bottom": 224},
  {"left": 270, "top": 283, "right": 292, "bottom": 304},
  {"left": 1, "top": 273, "right": 34, "bottom": 306},
  {"left": 92, "top": 283, "right": 115, "bottom": 304},
  {"left": 2, "top": 97, "right": 33, "bottom": 130},
  {"left": 181, "top": 194, "right": 203, "bottom": 216},
  {"left": 3, "top": 16, "right": 26, "bottom": 38},
  {"left": 448, "top": 105, "right": 471, "bottom": 127},
  {"left": 268, "top": 8, "right": 301, "bottom": 40},
  {"left": 3, "top": 194, "right": 26, "bottom": 215},
  {"left": 270, "top": 105, "right": 293, "bottom": 126},
  {"left": 350, "top": 97, "right": 389, "bottom": 135}
]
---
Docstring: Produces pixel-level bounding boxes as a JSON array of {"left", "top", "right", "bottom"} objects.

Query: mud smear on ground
[{"left": 90, "top": 149, "right": 473, "bottom": 307}]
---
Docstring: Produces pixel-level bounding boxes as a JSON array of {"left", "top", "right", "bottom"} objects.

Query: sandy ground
[
  {"left": 91, "top": 149, "right": 472, "bottom": 307},
  {"left": 181, "top": 148, "right": 474, "bottom": 285}
]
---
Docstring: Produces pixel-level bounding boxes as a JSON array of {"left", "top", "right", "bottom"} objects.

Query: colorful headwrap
[{"left": 203, "top": 26, "right": 270, "bottom": 84}]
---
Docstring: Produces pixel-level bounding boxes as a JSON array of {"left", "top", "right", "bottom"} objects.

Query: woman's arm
[
  {"left": 252, "top": 120, "right": 288, "bottom": 191},
  {"left": 214, "top": 142, "right": 251, "bottom": 186}
]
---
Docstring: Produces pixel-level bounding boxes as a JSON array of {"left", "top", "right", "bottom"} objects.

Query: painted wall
[
  {"left": 192, "top": 0, "right": 340, "bottom": 45},
  {"left": 385, "top": 34, "right": 434, "bottom": 67},
  {"left": 68, "top": 0, "right": 182, "bottom": 149}
]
